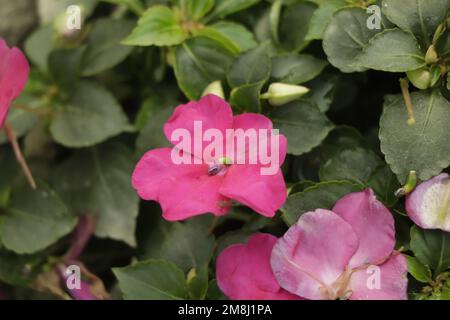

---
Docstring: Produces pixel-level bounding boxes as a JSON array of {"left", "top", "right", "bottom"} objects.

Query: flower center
[
  {"left": 320, "top": 267, "right": 354, "bottom": 300},
  {"left": 208, "top": 157, "right": 232, "bottom": 176}
]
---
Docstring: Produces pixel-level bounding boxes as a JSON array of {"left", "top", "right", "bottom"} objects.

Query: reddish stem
[{"left": 3, "top": 123, "right": 36, "bottom": 189}]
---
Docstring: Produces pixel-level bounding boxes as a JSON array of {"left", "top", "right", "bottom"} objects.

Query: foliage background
[{"left": 0, "top": 0, "right": 449, "bottom": 300}]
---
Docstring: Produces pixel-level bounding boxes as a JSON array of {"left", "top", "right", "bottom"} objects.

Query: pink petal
[
  {"left": 216, "top": 233, "right": 301, "bottom": 300},
  {"left": 349, "top": 253, "right": 408, "bottom": 300},
  {"left": 332, "top": 189, "right": 395, "bottom": 268},
  {"left": 219, "top": 165, "right": 287, "bottom": 217},
  {"left": 230, "top": 113, "right": 287, "bottom": 166},
  {"left": 132, "top": 148, "right": 229, "bottom": 221},
  {"left": 0, "top": 39, "right": 30, "bottom": 127},
  {"left": 163, "top": 95, "right": 233, "bottom": 160},
  {"left": 271, "top": 210, "right": 359, "bottom": 300},
  {"left": 406, "top": 173, "right": 450, "bottom": 232}
]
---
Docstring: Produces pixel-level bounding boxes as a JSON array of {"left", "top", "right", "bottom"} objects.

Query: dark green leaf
[
  {"left": 410, "top": 226, "right": 450, "bottom": 276},
  {"left": 284, "top": 180, "right": 363, "bottom": 225},
  {"left": 382, "top": 0, "right": 450, "bottom": 46},
  {"left": 114, "top": 259, "right": 187, "bottom": 300},
  {"left": 0, "top": 183, "right": 77, "bottom": 254},
  {"left": 271, "top": 54, "right": 328, "bottom": 85},
  {"left": 174, "top": 37, "right": 236, "bottom": 99},
  {"left": 380, "top": 90, "right": 450, "bottom": 183},
  {"left": 356, "top": 29, "right": 425, "bottom": 72},
  {"left": 271, "top": 100, "right": 334, "bottom": 155},
  {"left": 52, "top": 142, "right": 139, "bottom": 246},
  {"left": 50, "top": 82, "right": 130, "bottom": 148},
  {"left": 323, "top": 7, "right": 383, "bottom": 73},
  {"left": 81, "top": 18, "right": 135, "bottom": 76}
]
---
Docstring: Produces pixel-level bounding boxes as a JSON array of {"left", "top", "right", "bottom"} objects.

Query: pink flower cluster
[{"left": 217, "top": 189, "right": 408, "bottom": 300}]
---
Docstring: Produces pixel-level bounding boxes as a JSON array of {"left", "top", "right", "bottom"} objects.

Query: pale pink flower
[
  {"left": 406, "top": 173, "right": 450, "bottom": 232},
  {"left": 271, "top": 189, "right": 408, "bottom": 300}
]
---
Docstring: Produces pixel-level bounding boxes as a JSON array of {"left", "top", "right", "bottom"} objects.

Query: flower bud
[
  {"left": 261, "top": 83, "right": 309, "bottom": 106},
  {"left": 406, "top": 173, "right": 450, "bottom": 232},
  {"left": 406, "top": 68, "right": 432, "bottom": 90},
  {"left": 53, "top": 5, "right": 85, "bottom": 40},
  {"left": 425, "top": 45, "right": 439, "bottom": 65},
  {"left": 202, "top": 81, "right": 225, "bottom": 99}
]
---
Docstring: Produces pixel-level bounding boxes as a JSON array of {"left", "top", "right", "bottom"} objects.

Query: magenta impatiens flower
[
  {"left": 406, "top": 173, "right": 450, "bottom": 232},
  {"left": 0, "top": 38, "right": 29, "bottom": 127},
  {"left": 132, "top": 94, "right": 287, "bottom": 221},
  {"left": 271, "top": 189, "right": 408, "bottom": 300},
  {"left": 216, "top": 233, "right": 301, "bottom": 300}
]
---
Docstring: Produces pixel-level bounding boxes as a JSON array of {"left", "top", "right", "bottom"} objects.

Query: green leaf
[
  {"left": 227, "top": 43, "right": 271, "bottom": 112},
  {"left": 323, "top": 7, "right": 383, "bottom": 73},
  {"left": 136, "top": 107, "right": 173, "bottom": 158},
  {"left": 410, "top": 226, "right": 450, "bottom": 276},
  {"left": 122, "top": 6, "right": 188, "bottom": 46},
  {"left": 307, "top": 74, "right": 337, "bottom": 112},
  {"left": 228, "top": 43, "right": 271, "bottom": 87},
  {"left": 0, "top": 249, "right": 46, "bottom": 286},
  {"left": 382, "top": 0, "right": 450, "bottom": 46},
  {"left": 81, "top": 18, "right": 135, "bottom": 76},
  {"left": 305, "top": 0, "right": 347, "bottom": 41},
  {"left": 406, "top": 255, "right": 432, "bottom": 283},
  {"left": 137, "top": 214, "right": 214, "bottom": 299},
  {"left": 356, "top": 29, "right": 425, "bottom": 72},
  {"left": 192, "top": 27, "right": 241, "bottom": 55},
  {"left": 319, "top": 147, "right": 382, "bottom": 186},
  {"left": 0, "top": 146, "right": 19, "bottom": 189},
  {"left": 208, "top": 21, "right": 257, "bottom": 51},
  {"left": 114, "top": 259, "right": 187, "bottom": 300},
  {"left": 49, "top": 47, "right": 85, "bottom": 89},
  {"left": 379, "top": 90, "right": 450, "bottom": 183},
  {"left": 50, "top": 82, "right": 130, "bottom": 148},
  {"left": 367, "top": 164, "right": 400, "bottom": 207},
  {"left": 207, "top": 0, "right": 261, "bottom": 20},
  {"left": 100, "top": 0, "right": 145, "bottom": 15},
  {"left": 180, "top": 0, "right": 215, "bottom": 21},
  {"left": 229, "top": 83, "right": 265, "bottom": 113},
  {"left": 174, "top": 37, "right": 236, "bottom": 99},
  {"left": 277, "top": 1, "right": 317, "bottom": 52},
  {"left": 24, "top": 25, "right": 53, "bottom": 72},
  {"left": 271, "top": 100, "right": 334, "bottom": 155},
  {"left": 140, "top": 216, "right": 215, "bottom": 273},
  {"left": 0, "top": 183, "right": 77, "bottom": 254},
  {"left": 283, "top": 180, "right": 363, "bottom": 225},
  {"left": 271, "top": 54, "right": 328, "bottom": 85},
  {"left": 52, "top": 143, "right": 139, "bottom": 246},
  {"left": 0, "top": 96, "right": 39, "bottom": 145}
]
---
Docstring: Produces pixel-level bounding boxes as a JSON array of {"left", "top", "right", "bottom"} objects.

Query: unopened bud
[
  {"left": 425, "top": 45, "right": 439, "bottom": 64},
  {"left": 261, "top": 83, "right": 309, "bottom": 106},
  {"left": 395, "top": 170, "right": 417, "bottom": 197},
  {"left": 406, "top": 68, "right": 432, "bottom": 90},
  {"left": 202, "top": 81, "right": 225, "bottom": 99}
]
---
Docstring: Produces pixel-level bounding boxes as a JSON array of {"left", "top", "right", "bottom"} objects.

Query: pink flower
[
  {"left": 132, "top": 95, "right": 287, "bottom": 221},
  {"left": 271, "top": 189, "right": 408, "bottom": 300},
  {"left": 216, "top": 233, "right": 301, "bottom": 300},
  {"left": 0, "top": 38, "right": 29, "bottom": 128},
  {"left": 406, "top": 173, "right": 450, "bottom": 232}
]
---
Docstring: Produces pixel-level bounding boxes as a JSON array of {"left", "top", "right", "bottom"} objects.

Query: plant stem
[
  {"left": 4, "top": 123, "right": 36, "bottom": 189},
  {"left": 400, "top": 78, "right": 416, "bottom": 125}
]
